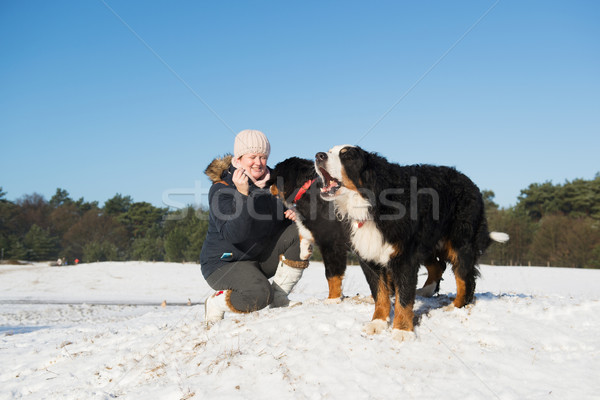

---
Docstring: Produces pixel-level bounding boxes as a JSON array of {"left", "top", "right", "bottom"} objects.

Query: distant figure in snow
[
  {"left": 57, "top": 258, "right": 63, "bottom": 267},
  {"left": 200, "top": 129, "right": 308, "bottom": 326}
]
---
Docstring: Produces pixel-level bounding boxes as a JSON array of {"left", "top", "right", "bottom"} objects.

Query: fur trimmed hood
[{"left": 205, "top": 154, "right": 233, "bottom": 183}]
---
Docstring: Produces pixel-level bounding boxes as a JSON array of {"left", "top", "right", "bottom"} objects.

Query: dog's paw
[
  {"left": 416, "top": 282, "right": 437, "bottom": 298},
  {"left": 443, "top": 303, "right": 456, "bottom": 312},
  {"left": 444, "top": 303, "right": 473, "bottom": 313},
  {"left": 391, "top": 329, "right": 416, "bottom": 342},
  {"left": 363, "top": 319, "right": 388, "bottom": 335},
  {"left": 323, "top": 297, "right": 343, "bottom": 305}
]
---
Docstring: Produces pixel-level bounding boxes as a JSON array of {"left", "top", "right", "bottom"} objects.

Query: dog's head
[
  {"left": 314, "top": 145, "right": 377, "bottom": 221},
  {"left": 315, "top": 145, "right": 373, "bottom": 201},
  {"left": 266, "top": 157, "right": 317, "bottom": 205}
]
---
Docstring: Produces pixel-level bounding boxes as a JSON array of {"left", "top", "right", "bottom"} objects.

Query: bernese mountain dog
[
  {"left": 267, "top": 157, "right": 451, "bottom": 304},
  {"left": 267, "top": 157, "right": 349, "bottom": 302},
  {"left": 315, "top": 145, "right": 508, "bottom": 341}
]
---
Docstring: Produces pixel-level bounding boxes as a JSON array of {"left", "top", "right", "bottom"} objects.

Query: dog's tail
[{"left": 489, "top": 231, "right": 510, "bottom": 243}]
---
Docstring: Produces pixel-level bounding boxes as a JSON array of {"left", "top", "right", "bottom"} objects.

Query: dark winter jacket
[{"left": 199, "top": 155, "right": 290, "bottom": 279}]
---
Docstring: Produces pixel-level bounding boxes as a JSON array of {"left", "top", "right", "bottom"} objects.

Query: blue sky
[{"left": 1, "top": 1, "right": 599, "bottom": 210}]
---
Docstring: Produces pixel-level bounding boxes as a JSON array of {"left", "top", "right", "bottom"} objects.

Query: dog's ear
[
  {"left": 264, "top": 168, "right": 284, "bottom": 198},
  {"left": 339, "top": 146, "right": 366, "bottom": 185},
  {"left": 270, "top": 184, "right": 280, "bottom": 197},
  {"left": 296, "top": 160, "right": 317, "bottom": 184},
  {"left": 339, "top": 146, "right": 361, "bottom": 161},
  {"left": 360, "top": 149, "right": 387, "bottom": 190}
]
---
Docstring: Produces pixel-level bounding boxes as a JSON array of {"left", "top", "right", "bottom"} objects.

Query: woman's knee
[{"left": 229, "top": 280, "right": 274, "bottom": 312}]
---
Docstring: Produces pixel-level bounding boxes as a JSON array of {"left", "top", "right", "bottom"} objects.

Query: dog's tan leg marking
[
  {"left": 417, "top": 259, "right": 445, "bottom": 297},
  {"left": 443, "top": 241, "right": 468, "bottom": 308},
  {"left": 363, "top": 273, "right": 391, "bottom": 335},
  {"left": 453, "top": 276, "right": 468, "bottom": 308},
  {"left": 424, "top": 260, "right": 444, "bottom": 288},
  {"left": 325, "top": 275, "right": 344, "bottom": 303},
  {"left": 392, "top": 289, "right": 414, "bottom": 332},
  {"left": 391, "top": 286, "right": 416, "bottom": 342}
]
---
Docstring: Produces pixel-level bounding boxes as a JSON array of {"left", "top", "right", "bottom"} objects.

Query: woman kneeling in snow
[{"left": 200, "top": 129, "right": 307, "bottom": 325}]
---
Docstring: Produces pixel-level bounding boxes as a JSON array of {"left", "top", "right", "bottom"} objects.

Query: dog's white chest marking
[
  {"left": 350, "top": 219, "right": 396, "bottom": 265},
  {"left": 333, "top": 189, "right": 395, "bottom": 265}
]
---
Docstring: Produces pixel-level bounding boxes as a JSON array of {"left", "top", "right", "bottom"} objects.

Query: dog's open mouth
[{"left": 319, "top": 168, "right": 341, "bottom": 197}]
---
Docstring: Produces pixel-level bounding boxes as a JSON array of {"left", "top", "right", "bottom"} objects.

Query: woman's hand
[
  {"left": 232, "top": 168, "right": 250, "bottom": 196},
  {"left": 284, "top": 208, "right": 297, "bottom": 222},
  {"left": 231, "top": 155, "right": 270, "bottom": 194}
]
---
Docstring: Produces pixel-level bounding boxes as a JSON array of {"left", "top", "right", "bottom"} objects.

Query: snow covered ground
[{"left": 1, "top": 261, "right": 598, "bottom": 399}]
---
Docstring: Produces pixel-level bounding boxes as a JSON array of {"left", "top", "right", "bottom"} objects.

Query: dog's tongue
[
  {"left": 321, "top": 179, "right": 340, "bottom": 193},
  {"left": 325, "top": 180, "right": 339, "bottom": 191}
]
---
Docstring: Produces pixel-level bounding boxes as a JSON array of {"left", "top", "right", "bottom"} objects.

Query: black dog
[
  {"left": 267, "top": 157, "right": 451, "bottom": 304},
  {"left": 267, "top": 157, "right": 350, "bottom": 302},
  {"left": 315, "top": 145, "right": 508, "bottom": 341}
]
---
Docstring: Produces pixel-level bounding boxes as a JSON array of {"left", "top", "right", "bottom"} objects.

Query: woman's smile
[{"left": 238, "top": 153, "right": 268, "bottom": 181}]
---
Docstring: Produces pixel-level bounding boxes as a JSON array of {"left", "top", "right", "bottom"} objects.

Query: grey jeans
[{"left": 205, "top": 223, "right": 302, "bottom": 312}]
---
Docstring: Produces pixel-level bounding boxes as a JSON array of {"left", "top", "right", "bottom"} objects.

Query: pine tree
[
  {"left": 23, "top": 224, "right": 59, "bottom": 261},
  {"left": 131, "top": 224, "right": 165, "bottom": 261},
  {"left": 0, "top": 188, "right": 18, "bottom": 260},
  {"left": 163, "top": 206, "right": 209, "bottom": 262},
  {"left": 83, "top": 241, "right": 119, "bottom": 263},
  {"left": 119, "top": 202, "right": 166, "bottom": 239},
  {"left": 9, "top": 238, "right": 29, "bottom": 260},
  {"left": 518, "top": 181, "right": 559, "bottom": 220},
  {"left": 49, "top": 188, "right": 73, "bottom": 208},
  {"left": 164, "top": 227, "right": 189, "bottom": 262},
  {"left": 104, "top": 194, "right": 133, "bottom": 216}
]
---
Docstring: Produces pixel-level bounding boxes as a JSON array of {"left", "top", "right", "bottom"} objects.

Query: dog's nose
[{"left": 316, "top": 152, "right": 327, "bottom": 161}]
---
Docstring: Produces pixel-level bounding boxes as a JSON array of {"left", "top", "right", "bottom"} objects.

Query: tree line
[
  {"left": 1, "top": 173, "right": 599, "bottom": 268},
  {"left": 0, "top": 188, "right": 208, "bottom": 264},
  {"left": 481, "top": 173, "right": 600, "bottom": 268}
]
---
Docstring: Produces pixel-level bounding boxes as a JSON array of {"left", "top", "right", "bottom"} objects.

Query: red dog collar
[{"left": 293, "top": 179, "right": 315, "bottom": 203}]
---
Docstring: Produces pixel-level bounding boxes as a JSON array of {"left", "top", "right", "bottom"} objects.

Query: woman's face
[{"left": 237, "top": 153, "right": 268, "bottom": 181}]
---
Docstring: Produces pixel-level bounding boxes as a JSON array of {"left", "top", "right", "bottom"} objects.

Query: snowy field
[{"left": 1, "top": 261, "right": 599, "bottom": 399}]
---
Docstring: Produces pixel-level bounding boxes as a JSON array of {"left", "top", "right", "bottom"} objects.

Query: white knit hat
[{"left": 234, "top": 129, "right": 271, "bottom": 158}]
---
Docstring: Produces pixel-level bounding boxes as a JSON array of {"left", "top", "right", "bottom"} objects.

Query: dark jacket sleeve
[{"left": 208, "top": 183, "right": 256, "bottom": 244}]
